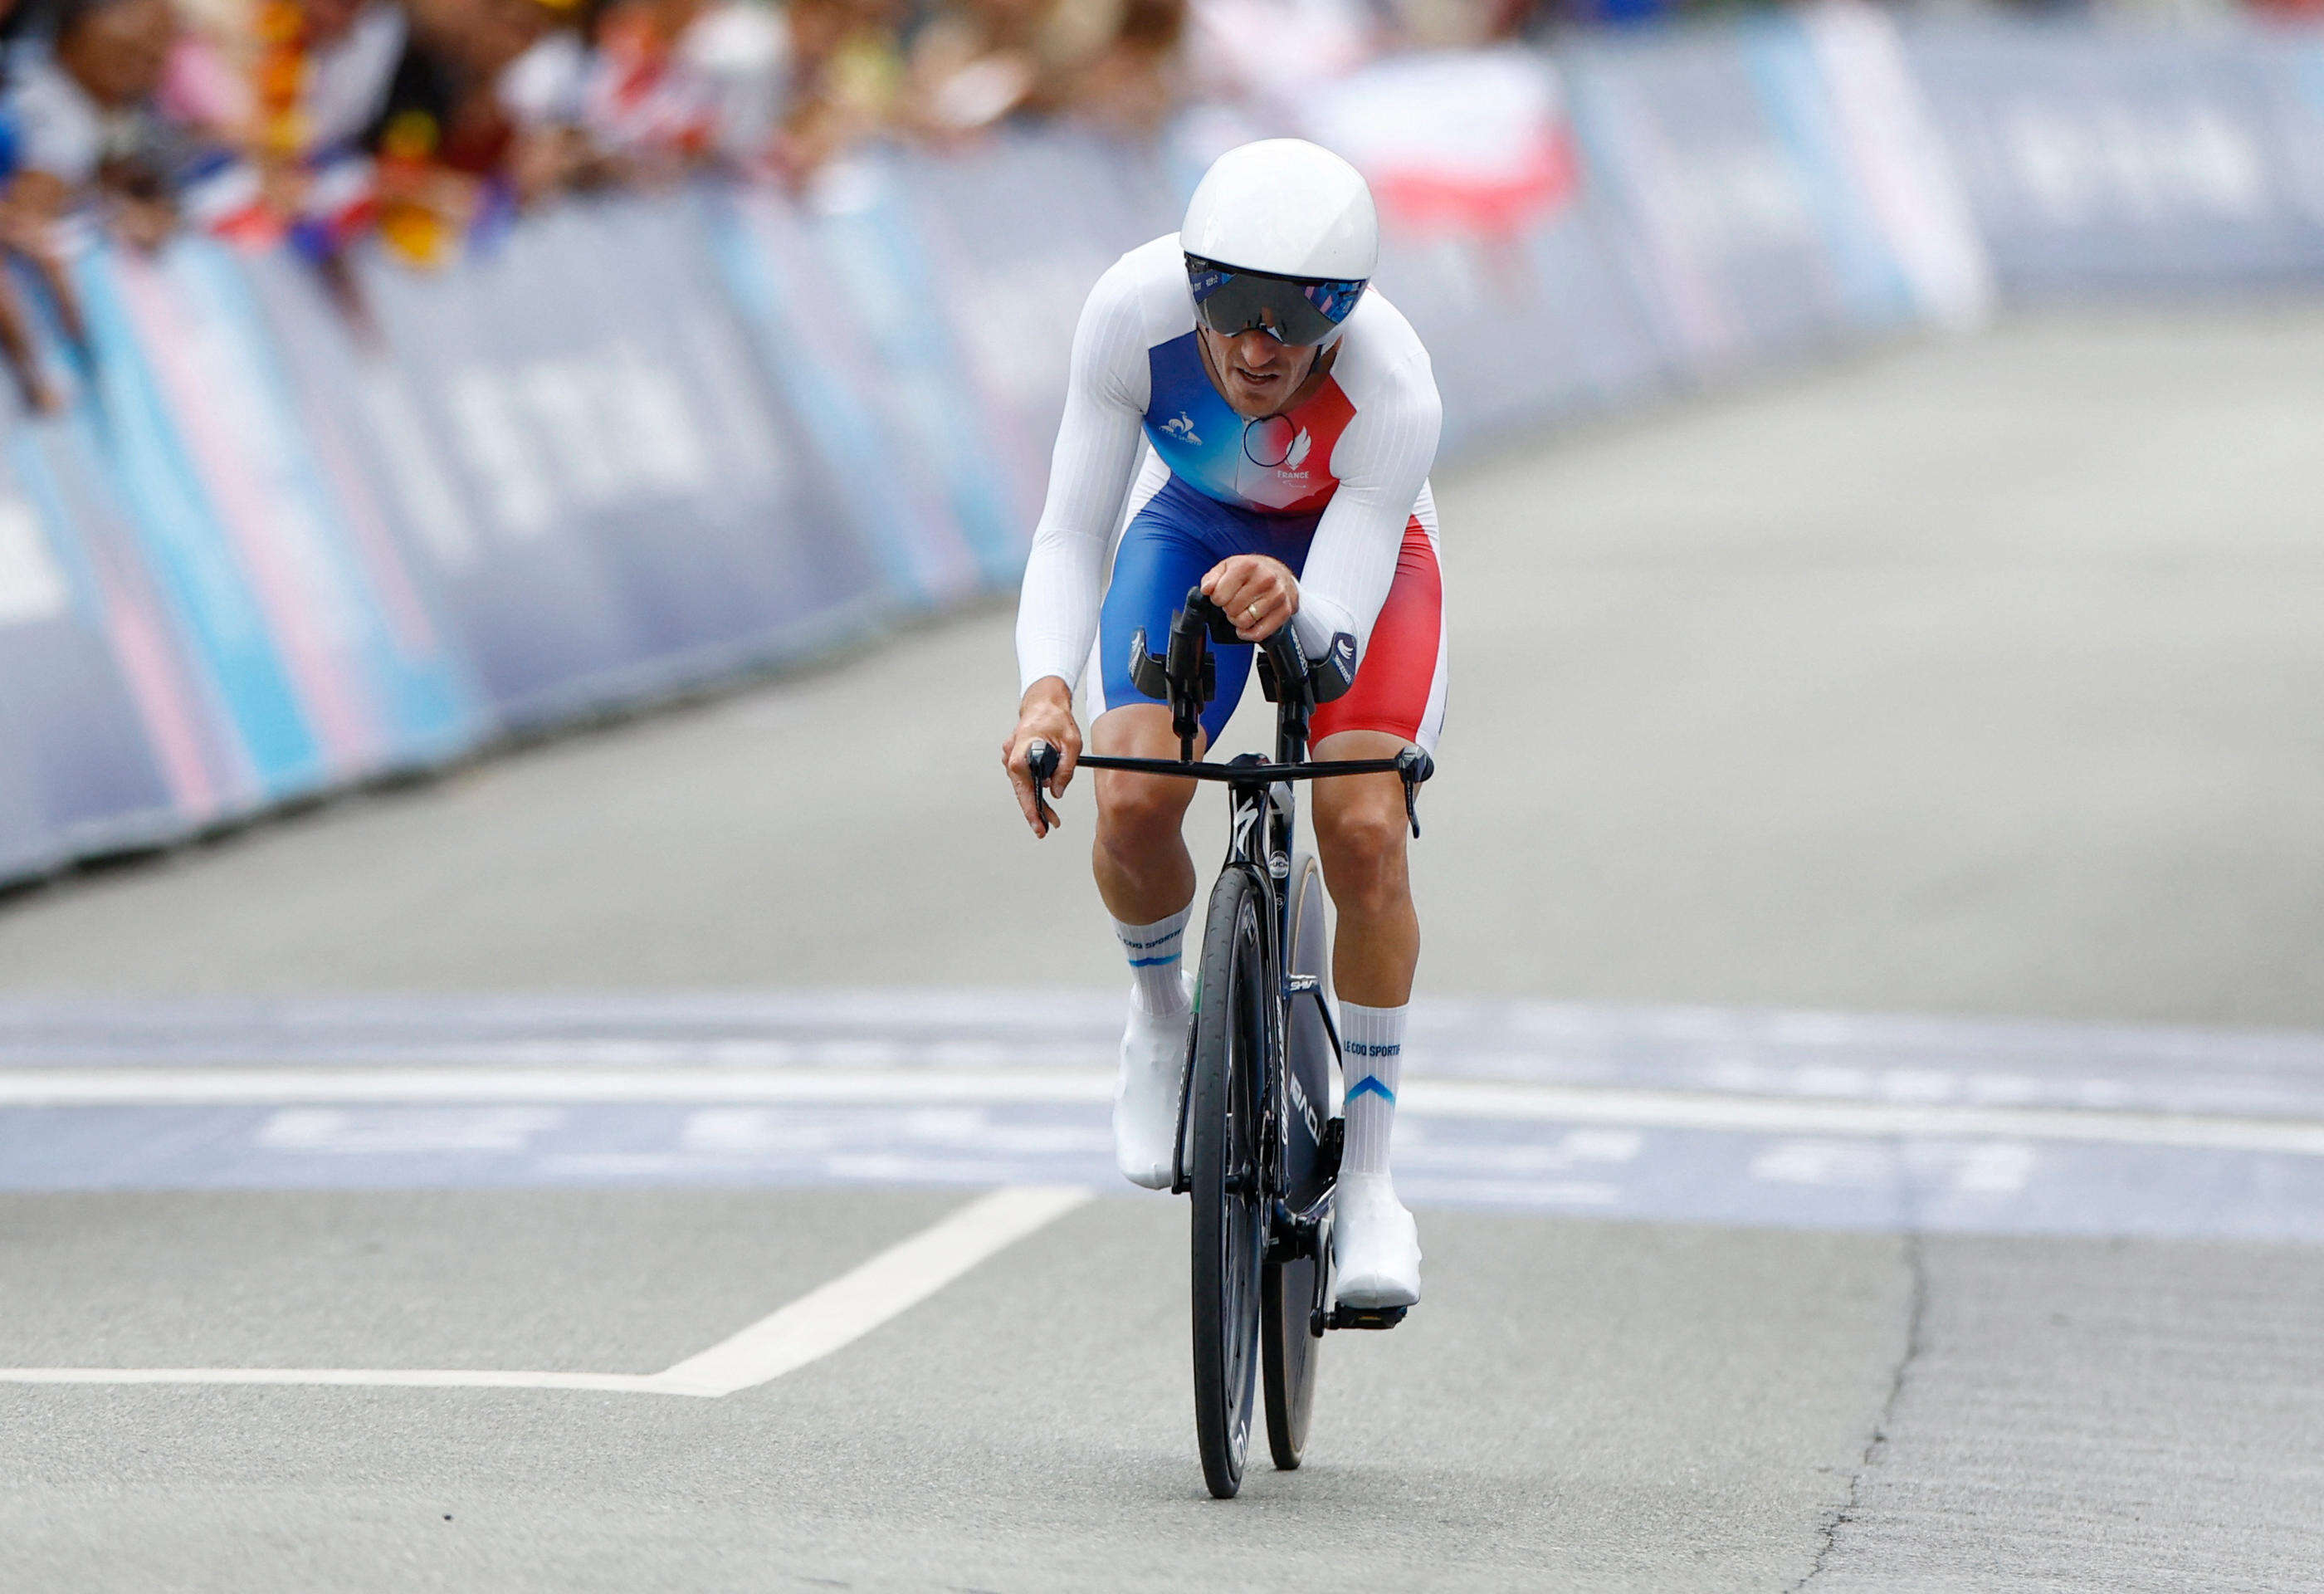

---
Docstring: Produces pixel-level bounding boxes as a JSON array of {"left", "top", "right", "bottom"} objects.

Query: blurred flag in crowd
[{"left": 1299, "top": 46, "right": 1575, "bottom": 237}]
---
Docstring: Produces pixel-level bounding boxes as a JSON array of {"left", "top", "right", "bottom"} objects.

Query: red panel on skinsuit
[
  {"left": 1244, "top": 379, "right": 1357, "bottom": 516},
  {"left": 1313, "top": 516, "right": 1441, "bottom": 746}
]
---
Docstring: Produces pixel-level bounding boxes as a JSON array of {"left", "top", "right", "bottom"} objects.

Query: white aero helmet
[{"left": 1182, "top": 139, "right": 1378, "bottom": 347}]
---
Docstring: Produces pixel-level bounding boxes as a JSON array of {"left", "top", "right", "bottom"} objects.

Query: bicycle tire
[
  {"left": 1262, "top": 852, "right": 1330, "bottom": 1470},
  {"left": 1189, "top": 864, "right": 1267, "bottom": 1500}
]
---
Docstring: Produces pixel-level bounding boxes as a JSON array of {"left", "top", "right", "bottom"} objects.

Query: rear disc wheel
[{"left": 1263, "top": 853, "right": 1329, "bottom": 1470}]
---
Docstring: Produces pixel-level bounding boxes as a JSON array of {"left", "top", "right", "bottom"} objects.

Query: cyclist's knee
[
  {"left": 1314, "top": 795, "right": 1409, "bottom": 912},
  {"left": 1096, "top": 770, "right": 1193, "bottom": 857}
]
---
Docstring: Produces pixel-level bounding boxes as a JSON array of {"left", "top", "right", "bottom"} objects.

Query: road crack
[{"left": 1789, "top": 1227, "right": 1928, "bottom": 1592}]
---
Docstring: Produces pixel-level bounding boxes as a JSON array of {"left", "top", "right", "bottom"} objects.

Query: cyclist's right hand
[{"left": 1003, "top": 677, "right": 1081, "bottom": 839}]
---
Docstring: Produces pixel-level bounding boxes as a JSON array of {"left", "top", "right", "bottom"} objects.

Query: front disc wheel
[{"left": 1189, "top": 866, "right": 1266, "bottom": 1499}]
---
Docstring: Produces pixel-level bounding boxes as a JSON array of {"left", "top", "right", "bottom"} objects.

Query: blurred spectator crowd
[
  {"left": 0, "top": 0, "right": 1557, "bottom": 403},
  {"left": 0, "top": 0, "right": 2287, "bottom": 408},
  {"left": 0, "top": 0, "right": 1547, "bottom": 265}
]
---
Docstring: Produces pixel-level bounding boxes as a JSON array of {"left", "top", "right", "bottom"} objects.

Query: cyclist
[{"left": 1002, "top": 139, "right": 1443, "bottom": 1311}]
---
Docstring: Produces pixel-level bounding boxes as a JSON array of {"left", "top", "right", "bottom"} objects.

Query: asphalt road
[
  {"left": 2, "top": 1191, "right": 1912, "bottom": 1592},
  {"left": 2, "top": 309, "right": 2322, "bottom": 1591},
  {"left": 3, "top": 1180, "right": 2318, "bottom": 1591}
]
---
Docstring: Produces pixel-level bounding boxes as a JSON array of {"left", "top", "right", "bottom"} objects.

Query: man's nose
[{"left": 1232, "top": 329, "right": 1288, "bottom": 364}]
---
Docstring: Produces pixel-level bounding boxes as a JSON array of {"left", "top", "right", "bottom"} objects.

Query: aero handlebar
[
  {"left": 1123, "top": 589, "right": 1358, "bottom": 763},
  {"left": 1022, "top": 587, "right": 1434, "bottom": 836}
]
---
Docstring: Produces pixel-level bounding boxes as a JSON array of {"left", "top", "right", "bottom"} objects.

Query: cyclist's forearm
[
  {"left": 1295, "top": 361, "right": 1441, "bottom": 664},
  {"left": 1015, "top": 291, "right": 1150, "bottom": 692},
  {"left": 1292, "top": 502, "right": 1404, "bottom": 663},
  {"left": 1015, "top": 521, "right": 1107, "bottom": 696}
]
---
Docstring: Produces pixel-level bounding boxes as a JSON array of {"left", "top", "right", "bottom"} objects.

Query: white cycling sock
[
  {"left": 1339, "top": 1000, "right": 1406, "bottom": 1177},
  {"left": 1115, "top": 907, "right": 1192, "bottom": 1015}
]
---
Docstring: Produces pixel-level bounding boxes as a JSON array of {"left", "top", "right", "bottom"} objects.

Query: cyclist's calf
[{"left": 1310, "top": 732, "right": 1421, "bottom": 1006}]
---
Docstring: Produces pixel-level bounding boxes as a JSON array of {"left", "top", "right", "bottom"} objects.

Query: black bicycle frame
[{"left": 1024, "top": 589, "right": 1433, "bottom": 1212}]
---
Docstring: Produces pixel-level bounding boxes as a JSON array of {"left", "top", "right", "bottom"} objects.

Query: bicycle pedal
[{"left": 1324, "top": 1303, "right": 1409, "bottom": 1332}]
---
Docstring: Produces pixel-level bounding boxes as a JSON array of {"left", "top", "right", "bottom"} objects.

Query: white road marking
[
  {"left": 0, "top": 1186, "right": 1090, "bottom": 1398},
  {"left": 0, "top": 1368, "right": 663, "bottom": 1393},
  {"left": 256, "top": 1107, "right": 566, "bottom": 1153},
  {"left": 0, "top": 1067, "right": 1116, "bottom": 1107},
  {"left": 1750, "top": 1139, "right": 1892, "bottom": 1187},
  {"left": 8, "top": 1068, "right": 2324, "bottom": 1157},
  {"left": 1398, "top": 1178, "right": 1622, "bottom": 1207},
  {"left": 651, "top": 1185, "right": 1089, "bottom": 1396},
  {"left": 1407, "top": 1081, "right": 2324, "bottom": 1157},
  {"left": 1950, "top": 1141, "right": 2036, "bottom": 1195}
]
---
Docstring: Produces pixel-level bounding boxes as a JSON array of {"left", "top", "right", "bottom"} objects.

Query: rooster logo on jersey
[{"left": 1142, "top": 330, "right": 1352, "bottom": 516}]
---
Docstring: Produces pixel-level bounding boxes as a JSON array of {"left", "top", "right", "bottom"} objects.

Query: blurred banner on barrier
[
  {"left": 896, "top": 134, "right": 1179, "bottom": 530},
  {"left": 115, "top": 243, "right": 481, "bottom": 785},
  {"left": 1565, "top": 27, "right": 1854, "bottom": 374},
  {"left": 0, "top": 402, "right": 173, "bottom": 878},
  {"left": 1799, "top": 3, "right": 1992, "bottom": 330},
  {"left": 72, "top": 247, "right": 330, "bottom": 809},
  {"left": 1562, "top": 14, "right": 1960, "bottom": 377},
  {"left": 781, "top": 160, "right": 1025, "bottom": 602},
  {"left": 2, "top": 11, "right": 2314, "bottom": 889},
  {"left": 1905, "top": 21, "right": 2324, "bottom": 294},
  {"left": 1300, "top": 47, "right": 1675, "bottom": 444},
  {"left": 354, "top": 203, "right": 888, "bottom": 728},
  {"left": 714, "top": 178, "right": 1007, "bottom": 611},
  {"left": 0, "top": 379, "right": 208, "bottom": 874}
]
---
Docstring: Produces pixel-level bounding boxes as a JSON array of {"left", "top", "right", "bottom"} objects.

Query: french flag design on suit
[{"left": 1140, "top": 331, "right": 1357, "bottom": 516}]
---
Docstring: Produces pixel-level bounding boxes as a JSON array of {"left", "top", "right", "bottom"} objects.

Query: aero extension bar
[{"left": 1023, "top": 589, "right": 1433, "bottom": 831}]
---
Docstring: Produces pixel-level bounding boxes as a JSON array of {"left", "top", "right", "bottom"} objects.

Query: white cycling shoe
[
  {"left": 1332, "top": 1172, "right": 1421, "bottom": 1308},
  {"left": 1114, "top": 981, "right": 1193, "bottom": 1190}
]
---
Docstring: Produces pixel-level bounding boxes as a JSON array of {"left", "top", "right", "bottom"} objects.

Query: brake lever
[
  {"left": 1395, "top": 746, "right": 1434, "bottom": 839},
  {"left": 1165, "top": 597, "right": 1218, "bottom": 761},
  {"left": 1025, "top": 739, "right": 1061, "bottom": 833}
]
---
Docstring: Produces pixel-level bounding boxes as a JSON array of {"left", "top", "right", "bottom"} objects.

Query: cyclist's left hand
[{"left": 1203, "top": 555, "right": 1299, "bottom": 643}]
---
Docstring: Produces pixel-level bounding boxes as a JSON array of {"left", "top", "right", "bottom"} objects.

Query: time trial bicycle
[{"left": 1028, "top": 588, "right": 1433, "bottom": 1499}]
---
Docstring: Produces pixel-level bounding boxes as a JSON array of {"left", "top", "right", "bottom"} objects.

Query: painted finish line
[
  {"left": 0, "top": 1185, "right": 1089, "bottom": 1396},
  {"left": 1, "top": 992, "right": 2321, "bottom": 1241}
]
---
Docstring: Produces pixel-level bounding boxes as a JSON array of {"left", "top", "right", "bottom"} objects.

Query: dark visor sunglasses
[{"left": 1185, "top": 255, "right": 1366, "bottom": 348}]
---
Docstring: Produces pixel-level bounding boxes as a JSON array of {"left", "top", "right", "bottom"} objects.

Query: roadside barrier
[
  {"left": 1904, "top": 22, "right": 2324, "bottom": 296},
  {"left": 0, "top": 9, "right": 2314, "bottom": 885}
]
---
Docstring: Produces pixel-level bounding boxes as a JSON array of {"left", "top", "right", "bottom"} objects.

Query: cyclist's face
[{"left": 1199, "top": 325, "right": 1320, "bottom": 418}]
